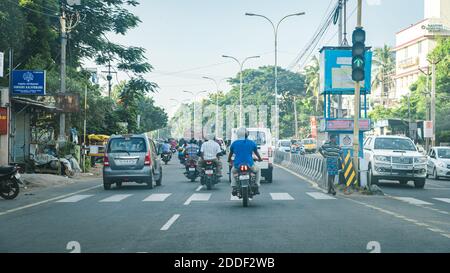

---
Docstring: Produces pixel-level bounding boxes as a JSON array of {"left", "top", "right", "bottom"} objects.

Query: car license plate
[
  {"left": 239, "top": 175, "right": 250, "bottom": 180},
  {"left": 189, "top": 168, "right": 196, "bottom": 171},
  {"left": 393, "top": 164, "right": 412, "bottom": 170},
  {"left": 14, "top": 173, "right": 21, "bottom": 179},
  {"left": 205, "top": 170, "right": 214, "bottom": 175},
  {"left": 117, "top": 159, "right": 137, "bottom": 165}
]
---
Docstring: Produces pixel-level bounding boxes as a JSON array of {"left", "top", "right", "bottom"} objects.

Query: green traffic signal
[{"left": 352, "top": 27, "right": 366, "bottom": 82}]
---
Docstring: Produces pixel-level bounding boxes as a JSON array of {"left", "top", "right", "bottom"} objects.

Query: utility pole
[
  {"left": 59, "top": 4, "right": 67, "bottom": 144},
  {"left": 419, "top": 66, "right": 432, "bottom": 151},
  {"left": 101, "top": 61, "right": 117, "bottom": 98},
  {"left": 293, "top": 96, "right": 299, "bottom": 140},
  {"left": 353, "top": 0, "right": 362, "bottom": 179},
  {"left": 58, "top": 0, "right": 80, "bottom": 144},
  {"left": 337, "top": 0, "right": 344, "bottom": 118},
  {"left": 431, "top": 61, "right": 437, "bottom": 147}
]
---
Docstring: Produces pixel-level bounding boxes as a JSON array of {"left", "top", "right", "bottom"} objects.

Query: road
[{"left": 1, "top": 158, "right": 450, "bottom": 253}]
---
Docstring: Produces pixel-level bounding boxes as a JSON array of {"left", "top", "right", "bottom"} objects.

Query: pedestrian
[{"left": 319, "top": 134, "right": 342, "bottom": 195}]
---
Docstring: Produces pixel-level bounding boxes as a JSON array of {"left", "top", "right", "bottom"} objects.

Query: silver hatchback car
[{"left": 103, "top": 134, "right": 162, "bottom": 190}]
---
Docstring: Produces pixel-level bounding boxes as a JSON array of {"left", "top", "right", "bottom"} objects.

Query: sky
[{"left": 100, "top": 0, "right": 424, "bottom": 117}]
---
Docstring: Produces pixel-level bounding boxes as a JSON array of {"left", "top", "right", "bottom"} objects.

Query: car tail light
[
  {"left": 103, "top": 153, "right": 110, "bottom": 166},
  {"left": 144, "top": 151, "right": 151, "bottom": 166},
  {"left": 268, "top": 147, "right": 273, "bottom": 157}
]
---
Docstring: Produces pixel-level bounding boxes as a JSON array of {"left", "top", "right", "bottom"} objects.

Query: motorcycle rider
[
  {"left": 198, "top": 133, "right": 223, "bottom": 177},
  {"left": 184, "top": 138, "right": 200, "bottom": 173},
  {"left": 227, "top": 127, "right": 262, "bottom": 196},
  {"left": 161, "top": 140, "right": 171, "bottom": 156}
]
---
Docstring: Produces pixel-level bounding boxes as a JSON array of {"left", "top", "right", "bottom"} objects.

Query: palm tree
[
  {"left": 372, "top": 45, "right": 395, "bottom": 106},
  {"left": 305, "top": 56, "right": 320, "bottom": 112}
]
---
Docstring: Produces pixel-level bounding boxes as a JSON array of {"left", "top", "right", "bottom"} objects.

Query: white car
[
  {"left": 363, "top": 135, "right": 427, "bottom": 188},
  {"left": 231, "top": 128, "right": 273, "bottom": 183},
  {"left": 427, "top": 147, "right": 450, "bottom": 180},
  {"left": 277, "top": 139, "right": 292, "bottom": 153}
]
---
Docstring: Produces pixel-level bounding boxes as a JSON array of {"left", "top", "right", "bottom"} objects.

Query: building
[{"left": 393, "top": 0, "right": 450, "bottom": 101}]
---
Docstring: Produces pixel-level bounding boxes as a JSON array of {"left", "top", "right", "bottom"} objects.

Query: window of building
[{"left": 418, "top": 41, "right": 422, "bottom": 54}]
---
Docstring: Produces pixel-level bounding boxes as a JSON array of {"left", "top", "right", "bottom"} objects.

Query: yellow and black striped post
[{"left": 341, "top": 150, "right": 357, "bottom": 187}]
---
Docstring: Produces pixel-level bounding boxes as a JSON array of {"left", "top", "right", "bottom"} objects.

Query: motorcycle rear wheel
[
  {"left": 0, "top": 179, "right": 20, "bottom": 200},
  {"left": 242, "top": 188, "right": 249, "bottom": 207}
]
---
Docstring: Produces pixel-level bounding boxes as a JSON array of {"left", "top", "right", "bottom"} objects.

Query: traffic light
[{"left": 352, "top": 27, "right": 366, "bottom": 82}]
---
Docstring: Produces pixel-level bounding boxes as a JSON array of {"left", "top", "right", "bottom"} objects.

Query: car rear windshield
[
  {"left": 437, "top": 148, "right": 450, "bottom": 159},
  {"left": 247, "top": 131, "right": 267, "bottom": 146},
  {"left": 280, "top": 141, "right": 291, "bottom": 147},
  {"left": 303, "top": 139, "right": 315, "bottom": 144},
  {"left": 108, "top": 137, "right": 147, "bottom": 153},
  {"left": 374, "top": 138, "right": 416, "bottom": 151}
]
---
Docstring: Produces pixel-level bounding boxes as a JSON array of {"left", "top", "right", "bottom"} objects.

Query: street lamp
[
  {"left": 222, "top": 55, "right": 260, "bottom": 127},
  {"left": 202, "top": 76, "right": 231, "bottom": 137},
  {"left": 183, "top": 90, "right": 207, "bottom": 139},
  {"left": 245, "top": 12, "right": 305, "bottom": 141}
]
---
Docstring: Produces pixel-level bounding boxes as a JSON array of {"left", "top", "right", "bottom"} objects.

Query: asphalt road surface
[{"left": 1, "top": 158, "right": 450, "bottom": 253}]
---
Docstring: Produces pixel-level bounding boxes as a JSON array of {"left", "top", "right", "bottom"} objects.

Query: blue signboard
[
  {"left": 12, "top": 70, "right": 46, "bottom": 95},
  {"left": 319, "top": 47, "right": 372, "bottom": 95}
]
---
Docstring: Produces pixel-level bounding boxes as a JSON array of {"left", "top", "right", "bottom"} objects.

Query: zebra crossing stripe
[
  {"left": 143, "top": 193, "right": 172, "bottom": 202},
  {"left": 99, "top": 194, "right": 132, "bottom": 202},
  {"left": 433, "top": 198, "right": 450, "bottom": 204},
  {"left": 306, "top": 192, "right": 336, "bottom": 200},
  {"left": 270, "top": 193, "right": 295, "bottom": 200},
  {"left": 393, "top": 197, "right": 433, "bottom": 205},
  {"left": 56, "top": 195, "right": 94, "bottom": 203}
]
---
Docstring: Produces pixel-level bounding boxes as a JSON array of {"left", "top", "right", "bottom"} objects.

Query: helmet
[{"left": 236, "top": 127, "right": 248, "bottom": 139}]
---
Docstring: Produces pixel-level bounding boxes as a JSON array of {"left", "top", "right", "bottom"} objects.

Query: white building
[{"left": 393, "top": 0, "right": 450, "bottom": 101}]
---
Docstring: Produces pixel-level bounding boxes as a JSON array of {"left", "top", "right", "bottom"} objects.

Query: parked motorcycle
[
  {"left": 200, "top": 160, "right": 219, "bottom": 190},
  {"left": 161, "top": 152, "right": 172, "bottom": 165},
  {"left": 184, "top": 158, "right": 199, "bottom": 182},
  {"left": 0, "top": 165, "right": 22, "bottom": 200},
  {"left": 234, "top": 164, "right": 258, "bottom": 207}
]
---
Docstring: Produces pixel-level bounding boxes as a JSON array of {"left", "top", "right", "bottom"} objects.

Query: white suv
[{"left": 363, "top": 135, "right": 427, "bottom": 188}]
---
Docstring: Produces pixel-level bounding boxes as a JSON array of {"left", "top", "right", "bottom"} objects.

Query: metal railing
[{"left": 274, "top": 151, "right": 327, "bottom": 189}]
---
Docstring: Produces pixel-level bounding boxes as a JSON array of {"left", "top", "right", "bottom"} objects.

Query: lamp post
[
  {"left": 245, "top": 12, "right": 305, "bottom": 141},
  {"left": 183, "top": 90, "right": 207, "bottom": 139},
  {"left": 202, "top": 76, "right": 231, "bottom": 138},
  {"left": 222, "top": 55, "right": 260, "bottom": 127}
]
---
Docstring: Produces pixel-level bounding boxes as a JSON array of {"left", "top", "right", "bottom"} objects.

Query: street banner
[
  {"left": 12, "top": 70, "right": 46, "bottom": 95},
  {"left": 0, "top": 107, "right": 7, "bottom": 135},
  {"left": 325, "top": 119, "right": 370, "bottom": 131},
  {"left": 310, "top": 116, "right": 317, "bottom": 138},
  {"left": 319, "top": 47, "right": 372, "bottom": 95},
  {"left": 424, "top": 121, "right": 433, "bottom": 138}
]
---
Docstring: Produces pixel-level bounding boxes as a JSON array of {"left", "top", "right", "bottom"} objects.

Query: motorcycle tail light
[
  {"left": 206, "top": 161, "right": 212, "bottom": 165},
  {"left": 240, "top": 165, "right": 249, "bottom": 172}
]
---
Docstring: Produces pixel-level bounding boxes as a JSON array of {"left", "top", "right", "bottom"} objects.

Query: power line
[{"left": 5, "top": 0, "right": 59, "bottom": 18}]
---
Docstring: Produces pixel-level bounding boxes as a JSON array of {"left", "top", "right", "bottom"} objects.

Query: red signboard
[
  {"left": 0, "top": 107, "right": 8, "bottom": 135},
  {"left": 326, "top": 119, "right": 370, "bottom": 131}
]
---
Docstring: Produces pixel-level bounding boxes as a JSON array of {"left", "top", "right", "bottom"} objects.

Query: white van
[{"left": 231, "top": 128, "right": 273, "bottom": 183}]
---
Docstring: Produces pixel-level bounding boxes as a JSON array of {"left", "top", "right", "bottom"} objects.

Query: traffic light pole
[{"left": 353, "top": 0, "right": 362, "bottom": 182}]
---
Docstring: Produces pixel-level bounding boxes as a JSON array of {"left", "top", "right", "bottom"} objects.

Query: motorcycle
[
  {"left": 200, "top": 160, "right": 219, "bottom": 190},
  {"left": 184, "top": 158, "right": 199, "bottom": 182},
  {"left": 0, "top": 165, "right": 23, "bottom": 200},
  {"left": 161, "top": 152, "right": 172, "bottom": 165},
  {"left": 234, "top": 164, "right": 258, "bottom": 207}
]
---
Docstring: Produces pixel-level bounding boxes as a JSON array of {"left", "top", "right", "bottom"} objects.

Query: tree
[
  {"left": 304, "top": 56, "right": 321, "bottom": 112},
  {"left": 372, "top": 45, "right": 395, "bottom": 105}
]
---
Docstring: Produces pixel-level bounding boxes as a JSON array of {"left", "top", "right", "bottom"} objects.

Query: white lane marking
[
  {"left": 195, "top": 186, "right": 203, "bottom": 192},
  {"left": 99, "top": 194, "right": 132, "bottom": 202},
  {"left": 230, "top": 195, "right": 239, "bottom": 201},
  {"left": 183, "top": 193, "right": 211, "bottom": 205},
  {"left": 0, "top": 184, "right": 102, "bottom": 217},
  {"left": 306, "top": 192, "right": 336, "bottom": 200},
  {"left": 270, "top": 193, "right": 295, "bottom": 201},
  {"left": 56, "top": 194, "right": 94, "bottom": 203},
  {"left": 433, "top": 198, "right": 450, "bottom": 204},
  {"left": 274, "top": 163, "right": 326, "bottom": 192},
  {"left": 160, "top": 214, "right": 180, "bottom": 231},
  {"left": 393, "top": 197, "right": 433, "bottom": 205},
  {"left": 143, "top": 193, "right": 172, "bottom": 202}
]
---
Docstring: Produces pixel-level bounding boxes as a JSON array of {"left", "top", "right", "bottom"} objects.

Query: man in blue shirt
[
  {"left": 227, "top": 127, "right": 262, "bottom": 195},
  {"left": 161, "top": 140, "right": 171, "bottom": 154}
]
